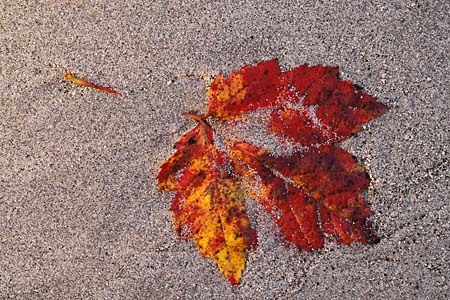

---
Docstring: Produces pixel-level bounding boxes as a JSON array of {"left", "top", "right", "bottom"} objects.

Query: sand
[{"left": 1, "top": 1, "right": 448, "bottom": 299}]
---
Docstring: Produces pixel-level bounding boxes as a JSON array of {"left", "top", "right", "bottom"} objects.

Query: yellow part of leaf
[
  {"left": 208, "top": 73, "right": 246, "bottom": 118},
  {"left": 183, "top": 175, "right": 251, "bottom": 285},
  {"left": 159, "top": 120, "right": 256, "bottom": 285}
]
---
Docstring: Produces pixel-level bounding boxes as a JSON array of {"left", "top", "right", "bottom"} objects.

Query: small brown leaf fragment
[{"left": 64, "top": 71, "right": 121, "bottom": 95}]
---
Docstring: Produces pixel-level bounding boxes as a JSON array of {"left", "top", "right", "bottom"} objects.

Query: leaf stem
[{"left": 182, "top": 112, "right": 211, "bottom": 128}]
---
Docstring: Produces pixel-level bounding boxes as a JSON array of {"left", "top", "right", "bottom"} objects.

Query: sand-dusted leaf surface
[{"left": 157, "top": 59, "right": 388, "bottom": 285}]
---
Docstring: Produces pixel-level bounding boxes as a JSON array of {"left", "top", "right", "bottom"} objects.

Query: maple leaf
[{"left": 157, "top": 59, "right": 387, "bottom": 285}]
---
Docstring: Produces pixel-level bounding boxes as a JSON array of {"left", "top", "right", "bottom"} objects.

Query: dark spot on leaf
[{"left": 188, "top": 137, "right": 196, "bottom": 145}]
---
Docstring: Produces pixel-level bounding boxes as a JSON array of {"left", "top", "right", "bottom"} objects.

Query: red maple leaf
[{"left": 157, "top": 59, "right": 388, "bottom": 285}]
